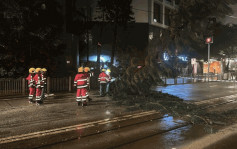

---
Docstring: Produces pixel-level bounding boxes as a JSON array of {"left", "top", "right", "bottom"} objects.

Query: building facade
[{"left": 61, "top": 0, "right": 179, "bottom": 69}]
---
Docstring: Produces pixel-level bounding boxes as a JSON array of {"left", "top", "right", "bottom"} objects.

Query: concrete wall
[{"left": 132, "top": 0, "right": 149, "bottom": 23}]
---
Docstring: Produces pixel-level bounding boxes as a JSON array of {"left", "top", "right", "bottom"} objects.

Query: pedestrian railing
[
  {"left": 161, "top": 74, "right": 225, "bottom": 85},
  {"left": 0, "top": 74, "right": 235, "bottom": 96},
  {"left": 0, "top": 76, "right": 73, "bottom": 96},
  {"left": 0, "top": 78, "right": 26, "bottom": 96}
]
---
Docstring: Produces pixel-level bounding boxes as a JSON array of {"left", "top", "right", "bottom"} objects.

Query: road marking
[{"left": 0, "top": 110, "right": 159, "bottom": 144}]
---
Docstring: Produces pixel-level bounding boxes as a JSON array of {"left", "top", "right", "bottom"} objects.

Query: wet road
[
  {"left": 156, "top": 82, "right": 237, "bottom": 101},
  {"left": 1, "top": 83, "right": 237, "bottom": 149},
  {"left": 38, "top": 115, "right": 208, "bottom": 149},
  {"left": 204, "top": 133, "right": 237, "bottom": 149}
]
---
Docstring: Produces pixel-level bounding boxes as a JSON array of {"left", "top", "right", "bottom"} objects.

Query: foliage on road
[{"left": 113, "top": 91, "right": 237, "bottom": 128}]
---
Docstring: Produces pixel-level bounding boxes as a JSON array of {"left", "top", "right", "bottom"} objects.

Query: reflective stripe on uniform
[
  {"left": 81, "top": 98, "right": 86, "bottom": 101},
  {"left": 77, "top": 79, "right": 87, "bottom": 81},
  {"left": 77, "top": 85, "right": 88, "bottom": 88},
  {"left": 36, "top": 96, "right": 41, "bottom": 100},
  {"left": 76, "top": 99, "right": 82, "bottom": 102},
  {"left": 81, "top": 95, "right": 88, "bottom": 98}
]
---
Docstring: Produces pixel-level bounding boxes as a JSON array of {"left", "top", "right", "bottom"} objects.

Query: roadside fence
[
  {"left": 1, "top": 74, "right": 236, "bottom": 96},
  {"left": 0, "top": 76, "right": 73, "bottom": 96},
  {"left": 161, "top": 74, "right": 233, "bottom": 85}
]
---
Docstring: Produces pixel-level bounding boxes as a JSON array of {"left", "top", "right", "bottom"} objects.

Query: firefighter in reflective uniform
[
  {"left": 106, "top": 69, "right": 112, "bottom": 95},
  {"left": 74, "top": 67, "right": 88, "bottom": 106},
  {"left": 98, "top": 68, "right": 109, "bottom": 96},
  {"left": 26, "top": 68, "right": 36, "bottom": 103},
  {"left": 40, "top": 68, "right": 47, "bottom": 102},
  {"left": 84, "top": 67, "right": 93, "bottom": 101},
  {"left": 84, "top": 67, "right": 94, "bottom": 90},
  {"left": 33, "top": 68, "right": 42, "bottom": 105}
]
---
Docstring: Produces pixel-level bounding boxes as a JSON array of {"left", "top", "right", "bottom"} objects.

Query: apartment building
[{"left": 61, "top": 0, "right": 179, "bottom": 67}]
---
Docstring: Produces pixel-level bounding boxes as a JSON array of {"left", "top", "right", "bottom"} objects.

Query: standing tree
[
  {"left": 0, "top": 0, "right": 64, "bottom": 77},
  {"left": 212, "top": 24, "right": 237, "bottom": 73},
  {"left": 168, "top": 0, "right": 237, "bottom": 57},
  {"left": 96, "top": 0, "right": 134, "bottom": 65},
  {"left": 109, "top": 0, "right": 237, "bottom": 98}
]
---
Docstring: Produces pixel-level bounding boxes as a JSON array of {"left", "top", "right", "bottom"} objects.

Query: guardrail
[
  {"left": 161, "top": 74, "right": 229, "bottom": 85},
  {"left": 0, "top": 74, "right": 236, "bottom": 96},
  {"left": 0, "top": 76, "right": 73, "bottom": 96}
]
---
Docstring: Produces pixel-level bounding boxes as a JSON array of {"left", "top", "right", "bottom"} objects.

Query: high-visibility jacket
[
  {"left": 84, "top": 72, "right": 90, "bottom": 86},
  {"left": 26, "top": 74, "right": 35, "bottom": 87},
  {"left": 108, "top": 74, "right": 111, "bottom": 82},
  {"left": 98, "top": 72, "right": 109, "bottom": 83},
  {"left": 74, "top": 73, "right": 88, "bottom": 88},
  {"left": 33, "top": 74, "right": 42, "bottom": 88},
  {"left": 40, "top": 73, "right": 47, "bottom": 87}
]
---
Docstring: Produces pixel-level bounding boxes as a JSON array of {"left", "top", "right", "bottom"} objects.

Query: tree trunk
[
  {"left": 86, "top": 7, "right": 89, "bottom": 63},
  {"left": 86, "top": 30, "right": 89, "bottom": 62},
  {"left": 79, "top": 39, "right": 83, "bottom": 66},
  {"left": 111, "top": 23, "right": 118, "bottom": 65},
  {"left": 97, "top": 20, "right": 104, "bottom": 68},
  {"left": 97, "top": 44, "right": 101, "bottom": 66}
]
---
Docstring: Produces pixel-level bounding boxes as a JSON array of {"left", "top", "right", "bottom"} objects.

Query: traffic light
[{"left": 205, "top": 37, "right": 213, "bottom": 44}]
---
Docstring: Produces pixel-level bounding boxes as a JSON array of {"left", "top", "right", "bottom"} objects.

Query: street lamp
[{"left": 206, "top": 37, "right": 213, "bottom": 82}]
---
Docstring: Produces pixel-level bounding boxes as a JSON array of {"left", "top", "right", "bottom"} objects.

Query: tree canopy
[
  {"left": 169, "top": 0, "right": 237, "bottom": 56},
  {"left": 0, "top": 0, "right": 64, "bottom": 77},
  {"left": 96, "top": 0, "right": 134, "bottom": 64}
]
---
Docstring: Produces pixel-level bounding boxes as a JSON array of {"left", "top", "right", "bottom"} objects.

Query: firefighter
[
  {"left": 40, "top": 68, "right": 47, "bottom": 102},
  {"left": 106, "top": 69, "right": 112, "bottom": 95},
  {"left": 74, "top": 67, "right": 88, "bottom": 106},
  {"left": 84, "top": 67, "right": 93, "bottom": 101},
  {"left": 98, "top": 68, "right": 109, "bottom": 96},
  {"left": 33, "top": 68, "right": 42, "bottom": 105},
  {"left": 26, "top": 68, "right": 36, "bottom": 103},
  {"left": 84, "top": 67, "right": 94, "bottom": 90}
]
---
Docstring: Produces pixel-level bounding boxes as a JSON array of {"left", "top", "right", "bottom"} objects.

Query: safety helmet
[
  {"left": 78, "top": 67, "right": 83, "bottom": 72},
  {"left": 84, "top": 67, "right": 90, "bottom": 72},
  {"left": 29, "top": 68, "right": 35, "bottom": 73},
  {"left": 41, "top": 68, "right": 47, "bottom": 72},
  {"left": 35, "top": 68, "right": 41, "bottom": 73},
  {"left": 101, "top": 68, "right": 106, "bottom": 72},
  {"left": 107, "top": 69, "right": 111, "bottom": 72}
]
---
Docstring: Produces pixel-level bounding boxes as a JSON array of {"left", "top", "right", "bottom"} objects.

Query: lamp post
[{"left": 206, "top": 37, "right": 213, "bottom": 82}]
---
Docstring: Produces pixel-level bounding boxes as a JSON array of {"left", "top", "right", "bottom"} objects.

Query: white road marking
[{"left": 0, "top": 110, "right": 159, "bottom": 144}]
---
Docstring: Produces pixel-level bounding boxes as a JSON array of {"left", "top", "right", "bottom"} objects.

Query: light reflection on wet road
[
  {"left": 39, "top": 115, "right": 208, "bottom": 149},
  {"left": 156, "top": 82, "right": 237, "bottom": 101}
]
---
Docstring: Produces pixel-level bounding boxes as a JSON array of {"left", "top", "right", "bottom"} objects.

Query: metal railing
[
  {"left": 0, "top": 76, "right": 73, "bottom": 96},
  {"left": 1, "top": 74, "right": 236, "bottom": 96},
  {"left": 161, "top": 74, "right": 224, "bottom": 85}
]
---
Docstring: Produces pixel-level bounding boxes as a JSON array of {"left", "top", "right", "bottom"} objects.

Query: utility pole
[{"left": 206, "top": 37, "right": 213, "bottom": 82}]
